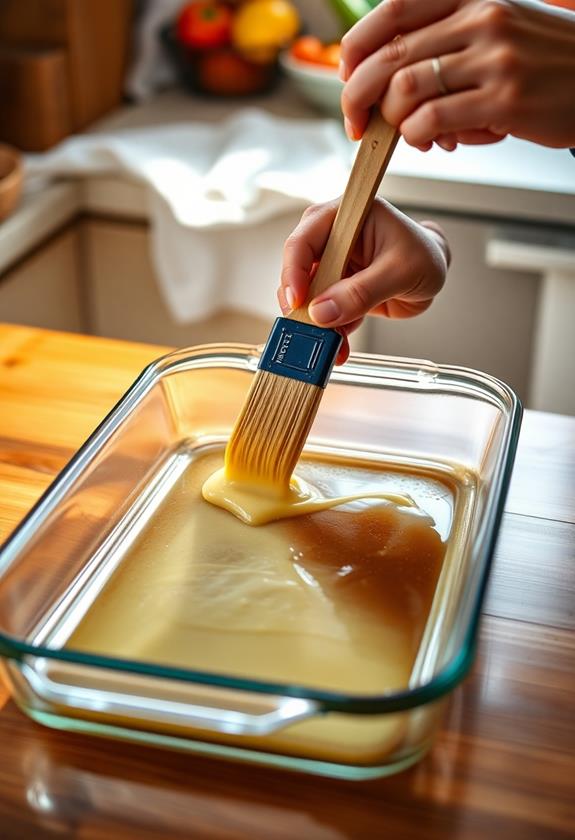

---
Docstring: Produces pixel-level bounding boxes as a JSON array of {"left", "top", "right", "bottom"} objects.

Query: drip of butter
[{"left": 202, "top": 467, "right": 418, "bottom": 526}]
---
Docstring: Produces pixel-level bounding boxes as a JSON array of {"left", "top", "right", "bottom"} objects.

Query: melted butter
[
  {"left": 67, "top": 450, "right": 450, "bottom": 698},
  {"left": 202, "top": 466, "right": 419, "bottom": 526}
]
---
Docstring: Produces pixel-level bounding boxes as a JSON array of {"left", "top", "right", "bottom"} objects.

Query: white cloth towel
[{"left": 26, "top": 109, "right": 353, "bottom": 322}]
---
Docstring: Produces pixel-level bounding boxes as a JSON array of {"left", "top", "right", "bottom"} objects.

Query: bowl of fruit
[
  {"left": 162, "top": 0, "right": 301, "bottom": 97},
  {"left": 280, "top": 36, "right": 343, "bottom": 117}
]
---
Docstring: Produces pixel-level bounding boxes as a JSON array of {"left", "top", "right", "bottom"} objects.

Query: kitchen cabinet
[
  {"left": 81, "top": 218, "right": 272, "bottom": 347},
  {"left": 80, "top": 215, "right": 370, "bottom": 352},
  {"left": 369, "top": 210, "right": 575, "bottom": 412},
  {"left": 486, "top": 228, "right": 575, "bottom": 415},
  {"left": 0, "top": 210, "right": 367, "bottom": 355},
  {"left": 368, "top": 212, "right": 541, "bottom": 403},
  {"left": 0, "top": 226, "right": 86, "bottom": 332}
]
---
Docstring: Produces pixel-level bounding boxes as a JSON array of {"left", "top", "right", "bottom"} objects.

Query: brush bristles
[{"left": 225, "top": 369, "right": 323, "bottom": 491}]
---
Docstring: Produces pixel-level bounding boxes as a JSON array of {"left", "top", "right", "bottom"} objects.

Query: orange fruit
[
  {"left": 319, "top": 43, "right": 341, "bottom": 68},
  {"left": 290, "top": 35, "right": 324, "bottom": 64},
  {"left": 290, "top": 37, "right": 341, "bottom": 68}
]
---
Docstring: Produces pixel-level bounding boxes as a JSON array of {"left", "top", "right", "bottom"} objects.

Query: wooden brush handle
[{"left": 291, "top": 110, "right": 399, "bottom": 325}]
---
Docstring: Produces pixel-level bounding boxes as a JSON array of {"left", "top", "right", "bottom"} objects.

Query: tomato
[
  {"left": 290, "top": 35, "right": 324, "bottom": 64},
  {"left": 197, "top": 49, "right": 272, "bottom": 95},
  {"left": 176, "top": 2, "right": 233, "bottom": 49}
]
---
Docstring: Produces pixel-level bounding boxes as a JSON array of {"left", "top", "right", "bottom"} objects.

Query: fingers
[
  {"left": 419, "top": 221, "right": 451, "bottom": 267},
  {"left": 335, "top": 319, "right": 363, "bottom": 365},
  {"left": 377, "top": 298, "right": 434, "bottom": 319},
  {"left": 381, "top": 50, "right": 477, "bottom": 128},
  {"left": 454, "top": 128, "right": 506, "bottom": 145},
  {"left": 340, "top": 0, "right": 459, "bottom": 81},
  {"left": 279, "top": 200, "right": 448, "bottom": 342},
  {"left": 279, "top": 201, "right": 339, "bottom": 312},
  {"left": 334, "top": 332, "right": 350, "bottom": 366},
  {"left": 307, "top": 262, "right": 384, "bottom": 326},
  {"left": 400, "top": 89, "right": 497, "bottom": 147},
  {"left": 342, "top": 10, "right": 469, "bottom": 137},
  {"left": 308, "top": 239, "right": 444, "bottom": 328},
  {"left": 307, "top": 262, "right": 425, "bottom": 327},
  {"left": 435, "top": 133, "right": 458, "bottom": 151}
]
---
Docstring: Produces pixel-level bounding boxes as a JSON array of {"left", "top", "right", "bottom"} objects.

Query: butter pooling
[{"left": 202, "top": 466, "right": 420, "bottom": 526}]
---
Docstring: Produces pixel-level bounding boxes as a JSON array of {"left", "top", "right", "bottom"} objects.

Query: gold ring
[{"left": 431, "top": 56, "right": 448, "bottom": 95}]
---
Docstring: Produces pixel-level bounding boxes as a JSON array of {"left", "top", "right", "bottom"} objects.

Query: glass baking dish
[{"left": 0, "top": 344, "right": 521, "bottom": 780}]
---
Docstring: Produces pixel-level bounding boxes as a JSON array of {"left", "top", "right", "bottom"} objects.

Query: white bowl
[{"left": 280, "top": 51, "right": 343, "bottom": 118}]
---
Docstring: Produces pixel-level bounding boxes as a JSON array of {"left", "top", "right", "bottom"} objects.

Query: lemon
[{"left": 232, "top": 0, "right": 300, "bottom": 64}]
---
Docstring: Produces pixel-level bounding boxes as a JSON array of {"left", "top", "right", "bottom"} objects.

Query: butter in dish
[{"left": 0, "top": 345, "right": 521, "bottom": 779}]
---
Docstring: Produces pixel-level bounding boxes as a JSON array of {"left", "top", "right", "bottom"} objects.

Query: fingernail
[
  {"left": 285, "top": 286, "right": 296, "bottom": 310},
  {"left": 344, "top": 117, "right": 357, "bottom": 141},
  {"left": 338, "top": 59, "right": 347, "bottom": 82},
  {"left": 309, "top": 299, "right": 341, "bottom": 325}
]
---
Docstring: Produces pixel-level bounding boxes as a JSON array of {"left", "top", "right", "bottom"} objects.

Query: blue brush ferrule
[{"left": 258, "top": 317, "right": 342, "bottom": 388}]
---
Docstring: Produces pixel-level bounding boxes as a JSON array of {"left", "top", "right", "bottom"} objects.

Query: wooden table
[{"left": 0, "top": 323, "right": 573, "bottom": 840}]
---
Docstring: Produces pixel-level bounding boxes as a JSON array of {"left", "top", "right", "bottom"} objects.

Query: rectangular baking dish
[{"left": 0, "top": 344, "right": 522, "bottom": 779}]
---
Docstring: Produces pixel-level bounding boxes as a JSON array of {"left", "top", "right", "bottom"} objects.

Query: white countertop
[{"left": 2, "top": 85, "right": 574, "bottom": 276}]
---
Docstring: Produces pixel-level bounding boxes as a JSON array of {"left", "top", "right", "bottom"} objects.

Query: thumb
[{"left": 307, "top": 258, "right": 409, "bottom": 327}]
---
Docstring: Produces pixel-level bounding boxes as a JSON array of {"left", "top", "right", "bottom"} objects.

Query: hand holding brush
[
  {"left": 225, "top": 109, "right": 432, "bottom": 493},
  {"left": 279, "top": 198, "right": 450, "bottom": 364}
]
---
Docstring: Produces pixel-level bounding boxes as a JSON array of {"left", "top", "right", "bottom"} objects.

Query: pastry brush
[{"left": 225, "top": 110, "right": 399, "bottom": 491}]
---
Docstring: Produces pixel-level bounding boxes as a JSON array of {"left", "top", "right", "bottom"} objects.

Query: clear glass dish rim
[{"left": 0, "top": 343, "right": 523, "bottom": 716}]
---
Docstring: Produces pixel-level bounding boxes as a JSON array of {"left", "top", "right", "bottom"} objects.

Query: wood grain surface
[{"left": 0, "top": 323, "right": 574, "bottom": 840}]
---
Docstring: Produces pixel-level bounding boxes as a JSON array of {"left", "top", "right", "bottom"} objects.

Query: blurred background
[{"left": 0, "top": 0, "right": 574, "bottom": 413}]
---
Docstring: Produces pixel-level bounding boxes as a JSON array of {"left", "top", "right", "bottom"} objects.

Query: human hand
[
  {"left": 278, "top": 198, "right": 450, "bottom": 364},
  {"left": 339, "top": 0, "right": 575, "bottom": 151}
]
